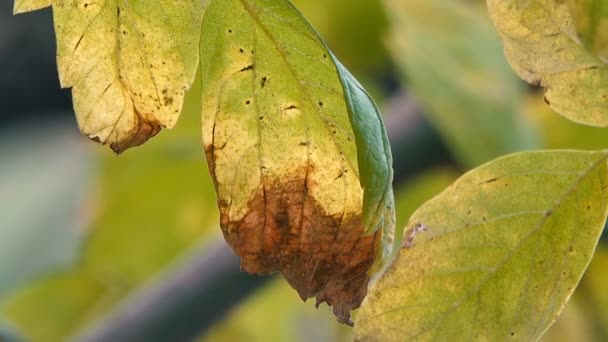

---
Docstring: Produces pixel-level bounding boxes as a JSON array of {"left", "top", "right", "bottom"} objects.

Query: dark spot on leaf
[
  {"left": 213, "top": 169, "right": 385, "bottom": 326},
  {"left": 543, "top": 96, "right": 551, "bottom": 105},
  {"left": 240, "top": 64, "right": 254, "bottom": 72},
  {"left": 318, "top": 101, "right": 324, "bottom": 107},
  {"left": 284, "top": 104, "right": 298, "bottom": 110},
  {"left": 246, "top": 100, "right": 251, "bottom": 105},
  {"left": 239, "top": 48, "right": 244, "bottom": 53},
  {"left": 228, "top": 29, "right": 233, "bottom": 33},
  {"left": 261, "top": 76, "right": 268, "bottom": 88},
  {"left": 484, "top": 177, "right": 498, "bottom": 184}
]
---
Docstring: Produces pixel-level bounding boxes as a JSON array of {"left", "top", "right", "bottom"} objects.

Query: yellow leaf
[
  {"left": 15, "top": 0, "right": 206, "bottom": 152},
  {"left": 488, "top": 0, "right": 608, "bottom": 127},
  {"left": 355, "top": 151, "right": 608, "bottom": 341}
]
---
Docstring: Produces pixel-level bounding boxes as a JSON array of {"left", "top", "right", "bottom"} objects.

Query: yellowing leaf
[
  {"left": 355, "top": 151, "right": 608, "bottom": 341},
  {"left": 488, "top": 0, "right": 608, "bottom": 127},
  {"left": 14, "top": 0, "right": 206, "bottom": 152},
  {"left": 13, "top": 0, "right": 50, "bottom": 13},
  {"left": 199, "top": 0, "right": 394, "bottom": 325}
]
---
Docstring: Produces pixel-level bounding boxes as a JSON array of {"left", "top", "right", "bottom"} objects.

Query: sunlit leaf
[
  {"left": 488, "top": 0, "right": 608, "bottom": 127},
  {"left": 355, "top": 151, "right": 608, "bottom": 341},
  {"left": 14, "top": 0, "right": 206, "bottom": 152},
  {"left": 199, "top": 0, "right": 394, "bottom": 324},
  {"left": 386, "top": 0, "right": 538, "bottom": 167}
]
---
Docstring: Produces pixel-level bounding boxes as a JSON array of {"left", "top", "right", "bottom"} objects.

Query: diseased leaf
[
  {"left": 199, "top": 0, "right": 394, "bottom": 325},
  {"left": 386, "top": 0, "right": 538, "bottom": 167},
  {"left": 14, "top": 0, "right": 206, "bottom": 152},
  {"left": 355, "top": 151, "right": 608, "bottom": 341},
  {"left": 488, "top": 0, "right": 608, "bottom": 127}
]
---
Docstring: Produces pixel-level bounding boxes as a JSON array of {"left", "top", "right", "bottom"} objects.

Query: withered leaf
[
  {"left": 14, "top": 0, "right": 206, "bottom": 152},
  {"left": 199, "top": 0, "right": 395, "bottom": 325}
]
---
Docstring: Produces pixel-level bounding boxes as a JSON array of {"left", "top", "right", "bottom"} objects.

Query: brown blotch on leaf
[
  {"left": 214, "top": 167, "right": 383, "bottom": 326},
  {"left": 109, "top": 111, "right": 162, "bottom": 154}
]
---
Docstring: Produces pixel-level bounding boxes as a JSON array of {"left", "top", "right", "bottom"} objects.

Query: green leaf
[
  {"left": 386, "top": 0, "right": 539, "bottom": 167},
  {"left": 567, "top": 0, "right": 608, "bottom": 60},
  {"left": 355, "top": 151, "right": 608, "bottom": 341},
  {"left": 199, "top": 0, "right": 394, "bottom": 324},
  {"left": 14, "top": 0, "right": 206, "bottom": 152},
  {"left": 488, "top": 0, "right": 608, "bottom": 127},
  {"left": 1, "top": 84, "right": 220, "bottom": 342}
]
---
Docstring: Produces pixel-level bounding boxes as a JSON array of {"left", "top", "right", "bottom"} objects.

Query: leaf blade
[
  {"left": 355, "top": 151, "right": 608, "bottom": 341},
  {"left": 199, "top": 0, "right": 394, "bottom": 324},
  {"left": 16, "top": 0, "right": 206, "bottom": 152},
  {"left": 488, "top": 0, "right": 608, "bottom": 127}
]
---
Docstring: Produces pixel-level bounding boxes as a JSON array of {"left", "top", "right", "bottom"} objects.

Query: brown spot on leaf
[
  {"left": 109, "top": 111, "right": 162, "bottom": 154},
  {"left": 214, "top": 168, "right": 383, "bottom": 326}
]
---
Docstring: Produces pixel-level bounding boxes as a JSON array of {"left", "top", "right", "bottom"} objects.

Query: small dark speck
[
  {"left": 239, "top": 64, "right": 254, "bottom": 72},
  {"left": 482, "top": 216, "right": 486, "bottom": 222},
  {"left": 228, "top": 29, "right": 233, "bottom": 33},
  {"left": 261, "top": 76, "right": 268, "bottom": 88},
  {"left": 284, "top": 104, "right": 298, "bottom": 110},
  {"left": 484, "top": 177, "right": 498, "bottom": 184},
  {"left": 545, "top": 210, "right": 552, "bottom": 217},
  {"left": 587, "top": 205, "right": 591, "bottom": 210},
  {"left": 544, "top": 97, "right": 551, "bottom": 105},
  {"left": 318, "top": 101, "right": 324, "bottom": 107},
  {"left": 239, "top": 48, "right": 244, "bottom": 53},
  {"left": 246, "top": 100, "right": 251, "bottom": 105},
  {"left": 323, "top": 54, "right": 327, "bottom": 58}
]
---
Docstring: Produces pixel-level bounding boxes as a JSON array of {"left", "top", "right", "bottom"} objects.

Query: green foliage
[
  {"left": 356, "top": 151, "right": 608, "bottom": 341},
  {"left": 0, "top": 87, "right": 220, "bottom": 341},
  {"left": 385, "top": 0, "right": 539, "bottom": 167}
]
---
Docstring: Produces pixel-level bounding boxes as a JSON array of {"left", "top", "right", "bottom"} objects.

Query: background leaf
[
  {"left": 385, "top": 0, "right": 538, "bottom": 167},
  {"left": 0, "top": 83, "right": 220, "bottom": 342},
  {"left": 355, "top": 151, "right": 608, "bottom": 341}
]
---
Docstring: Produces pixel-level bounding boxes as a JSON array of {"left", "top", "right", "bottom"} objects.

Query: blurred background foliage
[{"left": 1, "top": 0, "right": 608, "bottom": 341}]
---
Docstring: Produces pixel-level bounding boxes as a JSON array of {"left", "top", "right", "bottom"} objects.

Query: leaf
[
  {"left": 567, "top": 0, "right": 608, "bottom": 60},
  {"left": 488, "top": 0, "right": 608, "bottom": 127},
  {"left": 13, "top": 0, "right": 206, "bottom": 153},
  {"left": 199, "top": 0, "right": 394, "bottom": 325},
  {"left": 13, "top": 0, "right": 49, "bottom": 13},
  {"left": 386, "top": 0, "right": 539, "bottom": 167},
  {"left": 355, "top": 151, "right": 608, "bottom": 341}
]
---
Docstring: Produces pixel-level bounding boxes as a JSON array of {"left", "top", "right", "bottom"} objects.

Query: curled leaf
[
  {"left": 488, "top": 0, "right": 608, "bottom": 127},
  {"left": 355, "top": 151, "right": 608, "bottom": 341},
  {"left": 14, "top": 0, "right": 206, "bottom": 152},
  {"left": 199, "top": 0, "right": 394, "bottom": 325}
]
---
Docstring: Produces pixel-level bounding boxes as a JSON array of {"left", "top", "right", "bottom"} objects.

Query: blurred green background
[{"left": 1, "top": 0, "right": 607, "bottom": 341}]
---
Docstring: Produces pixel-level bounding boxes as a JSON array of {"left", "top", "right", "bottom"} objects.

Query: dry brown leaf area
[{"left": 214, "top": 170, "right": 382, "bottom": 326}]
